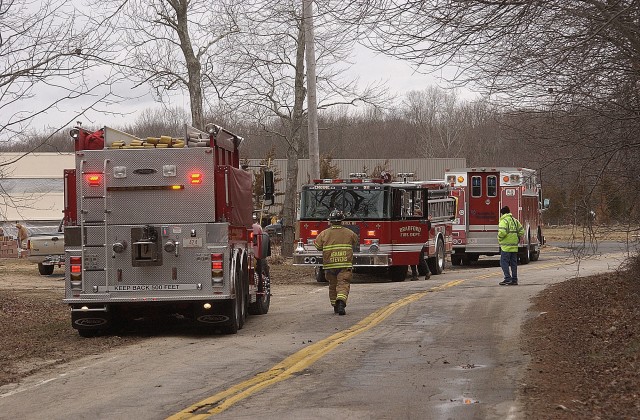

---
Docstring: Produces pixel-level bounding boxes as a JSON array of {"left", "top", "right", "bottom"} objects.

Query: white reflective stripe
[{"left": 376, "top": 244, "right": 425, "bottom": 252}]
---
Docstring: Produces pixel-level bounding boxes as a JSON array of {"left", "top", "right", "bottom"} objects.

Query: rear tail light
[
  {"left": 69, "top": 256, "right": 82, "bottom": 290},
  {"left": 86, "top": 173, "right": 103, "bottom": 186},
  {"left": 211, "top": 253, "right": 223, "bottom": 284}
]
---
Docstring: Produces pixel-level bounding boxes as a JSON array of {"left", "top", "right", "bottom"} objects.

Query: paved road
[{"left": 0, "top": 248, "right": 626, "bottom": 420}]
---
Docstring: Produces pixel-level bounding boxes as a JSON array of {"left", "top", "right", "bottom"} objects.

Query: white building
[{"left": 0, "top": 152, "right": 74, "bottom": 234}]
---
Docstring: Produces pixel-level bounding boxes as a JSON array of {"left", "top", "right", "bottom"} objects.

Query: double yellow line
[
  {"left": 170, "top": 260, "right": 566, "bottom": 418},
  {"left": 168, "top": 279, "right": 464, "bottom": 419}
]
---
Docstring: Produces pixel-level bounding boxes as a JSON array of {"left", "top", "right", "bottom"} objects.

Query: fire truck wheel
[
  {"left": 530, "top": 248, "right": 540, "bottom": 261},
  {"left": 417, "top": 251, "right": 429, "bottom": 276},
  {"left": 390, "top": 265, "right": 408, "bottom": 282},
  {"left": 315, "top": 267, "right": 327, "bottom": 282},
  {"left": 519, "top": 236, "right": 531, "bottom": 265},
  {"left": 238, "top": 261, "right": 248, "bottom": 329},
  {"left": 225, "top": 267, "right": 245, "bottom": 334},
  {"left": 530, "top": 227, "right": 542, "bottom": 261},
  {"left": 248, "top": 259, "right": 271, "bottom": 315},
  {"left": 38, "top": 263, "right": 54, "bottom": 276},
  {"left": 428, "top": 238, "right": 445, "bottom": 275}
]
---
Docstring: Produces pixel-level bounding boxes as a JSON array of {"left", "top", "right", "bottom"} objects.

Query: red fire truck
[
  {"left": 444, "top": 167, "right": 547, "bottom": 266},
  {"left": 293, "top": 174, "right": 456, "bottom": 282},
  {"left": 63, "top": 124, "right": 273, "bottom": 337}
]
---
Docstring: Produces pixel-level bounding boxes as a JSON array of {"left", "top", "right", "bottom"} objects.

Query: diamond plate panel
[{"left": 80, "top": 148, "right": 217, "bottom": 225}]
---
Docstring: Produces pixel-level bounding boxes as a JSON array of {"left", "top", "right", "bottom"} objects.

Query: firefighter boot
[{"left": 336, "top": 300, "right": 346, "bottom": 316}]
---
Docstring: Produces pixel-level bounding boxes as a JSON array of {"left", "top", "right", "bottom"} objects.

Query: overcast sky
[{"left": 26, "top": 44, "right": 475, "bottom": 134}]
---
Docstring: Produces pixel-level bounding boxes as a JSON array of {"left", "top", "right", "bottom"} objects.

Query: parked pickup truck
[{"left": 25, "top": 220, "right": 65, "bottom": 275}]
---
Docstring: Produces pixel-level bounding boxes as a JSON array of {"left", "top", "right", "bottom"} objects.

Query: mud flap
[
  {"left": 193, "top": 301, "right": 231, "bottom": 326},
  {"left": 71, "top": 307, "right": 111, "bottom": 332}
]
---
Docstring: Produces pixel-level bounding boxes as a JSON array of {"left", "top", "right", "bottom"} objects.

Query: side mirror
[{"left": 263, "top": 170, "right": 275, "bottom": 206}]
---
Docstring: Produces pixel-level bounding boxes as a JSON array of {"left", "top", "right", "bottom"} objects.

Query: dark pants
[{"left": 500, "top": 250, "right": 518, "bottom": 282}]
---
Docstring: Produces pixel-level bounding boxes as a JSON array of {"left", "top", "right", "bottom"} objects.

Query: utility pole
[{"left": 303, "top": 0, "right": 320, "bottom": 179}]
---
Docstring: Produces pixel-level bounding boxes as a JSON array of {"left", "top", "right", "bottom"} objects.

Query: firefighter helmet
[{"left": 328, "top": 209, "right": 345, "bottom": 222}]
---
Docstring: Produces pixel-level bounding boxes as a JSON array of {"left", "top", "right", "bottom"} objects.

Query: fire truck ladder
[
  {"left": 78, "top": 159, "right": 110, "bottom": 280},
  {"left": 427, "top": 188, "right": 455, "bottom": 222},
  {"left": 428, "top": 197, "right": 456, "bottom": 223}
]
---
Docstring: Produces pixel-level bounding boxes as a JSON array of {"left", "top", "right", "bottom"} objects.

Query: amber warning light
[{"left": 190, "top": 172, "right": 203, "bottom": 184}]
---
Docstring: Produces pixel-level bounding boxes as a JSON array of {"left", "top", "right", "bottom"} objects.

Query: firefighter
[
  {"left": 497, "top": 206, "right": 524, "bottom": 285},
  {"left": 314, "top": 210, "right": 359, "bottom": 315}
]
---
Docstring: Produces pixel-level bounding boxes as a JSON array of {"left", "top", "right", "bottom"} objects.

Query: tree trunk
[
  {"left": 281, "top": 22, "right": 307, "bottom": 257},
  {"left": 172, "top": 0, "right": 204, "bottom": 128},
  {"left": 304, "top": 0, "right": 320, "bottom": 179}
]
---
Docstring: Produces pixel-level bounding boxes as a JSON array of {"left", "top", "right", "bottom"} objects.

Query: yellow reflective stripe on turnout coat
[{"left": 314, "top": 225, "right": 359, "bottom": 269}]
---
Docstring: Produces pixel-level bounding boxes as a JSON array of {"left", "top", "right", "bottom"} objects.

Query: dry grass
[{"left": 544, "top": 225, "right": 640, "bottom": 242}]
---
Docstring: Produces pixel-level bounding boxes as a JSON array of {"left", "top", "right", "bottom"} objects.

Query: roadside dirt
[{"left": 1, "top": 253, "right": 639, "bottom": 419}]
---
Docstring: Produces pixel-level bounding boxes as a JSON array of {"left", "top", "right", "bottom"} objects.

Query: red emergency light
[{"left": 85, "top": 174, "right": 102, "bottom": 186}]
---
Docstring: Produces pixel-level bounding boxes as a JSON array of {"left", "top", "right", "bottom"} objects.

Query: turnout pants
[{"left": 325, "top": 268, "right": 352, "bottom": 307}]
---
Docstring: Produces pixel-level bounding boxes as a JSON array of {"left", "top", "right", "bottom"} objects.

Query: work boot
[
  {"left": 333, "top": 304, "right": 339, "bottom": 314},
  {"left": 336, "top": 300, "right": 346, "bottom": 315}
]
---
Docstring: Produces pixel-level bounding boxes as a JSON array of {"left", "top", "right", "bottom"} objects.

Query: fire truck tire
[
  {"left": 530, "top": 247, "right": 540, "bottom": 262},
  {"left": 315, "top": 267, "right": 327, "bottom": 283},
  {"left": 519, "top": 236, "right": 531, "bottom": 265},
  {"left": 530, "top": 227, "right": 542, "bottom": 261},
  {"left": 38, "top": 263, "right": 54, "bottom": 275},
  {"left": 248, "top": 259, "right": 271, "bottom": 315},
  {"left": 417, "top": 251, "right": 429, "bottom": 276},
  {"left": 225, "top": 266, "right": 245, "bottom": 334},
  {"left": 238, "top": 260, "right": 248, "bottom": 329},
  {"left": 428, "top": 238, "right": 445, "bottom": 275},
  {"left": 225, "top": 299, "right": 240, "bottom": 334},
  {"left": 390, "top": 265, "right": 408, "bottom": 282}
]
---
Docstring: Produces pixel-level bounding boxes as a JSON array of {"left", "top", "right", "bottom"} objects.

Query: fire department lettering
[{"left": 400, "top": 225, "right": 422, "bottom": 237}]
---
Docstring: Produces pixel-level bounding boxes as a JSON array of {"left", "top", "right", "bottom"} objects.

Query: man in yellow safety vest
[{"left": 497, "top": 206, "right": 524, "bottom": 285}]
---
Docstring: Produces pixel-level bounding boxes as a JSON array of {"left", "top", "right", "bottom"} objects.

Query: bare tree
[
  {"left": 1, "top": 0, "right": 118, "bottom": 149},
  {"left": 93, "top": 0, "right": 243, "bottom": 128},
  {"left": 0, "top": 0, "right": 123, "bottom": 221},
  {"left": 402, "top": 87, "right": 468, "bottom": 158},
  {"left": 331, "top": 0, "right": 640, "bottom": 233},
  {"left": 223, "top": 0, "right": 388, "bottom": 255}
]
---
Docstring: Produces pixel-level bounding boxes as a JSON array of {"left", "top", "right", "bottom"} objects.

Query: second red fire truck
[
  {"left": 444, "top": 167, "right": 548, "bottom": 266},
  {"left": 293, "top": 173, "right": 456, "bottom": 281}
]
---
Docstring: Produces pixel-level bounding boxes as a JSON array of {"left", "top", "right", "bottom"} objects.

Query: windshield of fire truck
[{"left": 299, "top": 185, "right": 389, "bottom": 220}]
